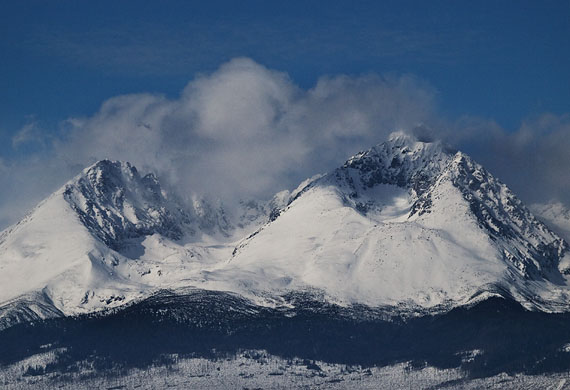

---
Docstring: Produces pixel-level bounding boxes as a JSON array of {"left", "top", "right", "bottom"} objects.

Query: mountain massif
[
  {"left": 5, "top": 132, "right": 570, "bottom": 387},
  {"left": 2, "top": 132, "right": 570, "bottom": 330}
]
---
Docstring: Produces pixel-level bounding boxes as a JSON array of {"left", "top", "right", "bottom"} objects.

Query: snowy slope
[{"left": 2, "top": 134, "right": 570, "bottom": 327}]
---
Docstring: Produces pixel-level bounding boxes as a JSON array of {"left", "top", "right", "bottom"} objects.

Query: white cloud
[
  {"left": 0, "top": 58, "right": 436, "bottom": 228},
  {"left": 11, "top": 119, "right": 48, "bottom": 149},
  {"left": 48, "top": 58, "right": 436, "bottom": 206},
  {"left": 1, "top": 58, "right": 568, "bottom": 230},
  {"left": 183, "top": 58, "right": 297, "bottom": 140}
]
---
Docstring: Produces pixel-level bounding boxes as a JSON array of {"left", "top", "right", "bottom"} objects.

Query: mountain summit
[
  {"left": 1, "top": 134, "right": 570, "bottom": 329},
  {"left": 227, "top": 133, "right": 570, "bottom": 311},
  {"left": 0, "top": 159, "right": 276, "bottom": 325},
  {"left": 62, "top": 160, "right": 191, "bottom": 249},
  {"left": 0, "top": 160, "right": 193, "bottom": 325}
]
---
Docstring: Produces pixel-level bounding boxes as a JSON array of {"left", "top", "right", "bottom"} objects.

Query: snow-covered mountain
[
  {"left": 222, "top": 132, "right": 570, "bottom": 311},
  {"left": 0, "top": 160, "right": 280, "bottom": 325},
  {"left": 2, "top": 132, "right": 570, "bottom": 329}
]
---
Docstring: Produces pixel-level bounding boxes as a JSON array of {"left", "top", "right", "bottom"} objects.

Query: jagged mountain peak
[
  {"left": 76, "top": 159, "right": 163, "bottom": 202},
  {"left": 336, "top": 135, "right": 569, "bottom": 281},
  {"left": 441, "top": 152, "right": 569, "bottom": 280},
  {"left": 0, "top": 159, "right": 280, "bottom": 319},
  {"left": 62, "top": 159, "right": 190, "bottom": 249},
  {"left": 340, "top": 132, "right": 457, "bottom": 191},
  {"left": 319, "top": 133, "right": 458, "bottom": 214}
]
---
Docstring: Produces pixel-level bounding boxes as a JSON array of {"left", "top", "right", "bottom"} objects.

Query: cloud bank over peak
[
  {"left": 1, "top": 58, "right": 569, "bottom": 229},
  {"left": 29, "top": 58, "right": 433, "bottom": 205}
]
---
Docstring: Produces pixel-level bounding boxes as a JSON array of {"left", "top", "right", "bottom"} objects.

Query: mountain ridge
[{"left": 1, "top": 132, "right": 570, "bottom": 330}]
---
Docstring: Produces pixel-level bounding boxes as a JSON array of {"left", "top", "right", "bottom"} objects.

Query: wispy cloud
[{"left": 11, "top": 118, "right": 50, "bottom": 149}]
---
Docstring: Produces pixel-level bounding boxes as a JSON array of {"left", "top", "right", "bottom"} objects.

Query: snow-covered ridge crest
[
  {"left": 62, "top": 160, "right": 191, "bottom": 250},
  {"left": 446, "top": 154, "right": 569, "bottom": 280},
  {"left": 341, "top": 131, "right": 455, "bottom": 190},
  {"left": 311, "top": 131, "right": 457, "bottom": 219}
]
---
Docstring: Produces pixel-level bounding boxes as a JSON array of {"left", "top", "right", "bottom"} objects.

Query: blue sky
[
  {"left": 2, "top": 1, "right": 568, "bottom": 155},
  {"left": 0, "top": 0, "right": 569, "bottom": 227}
]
